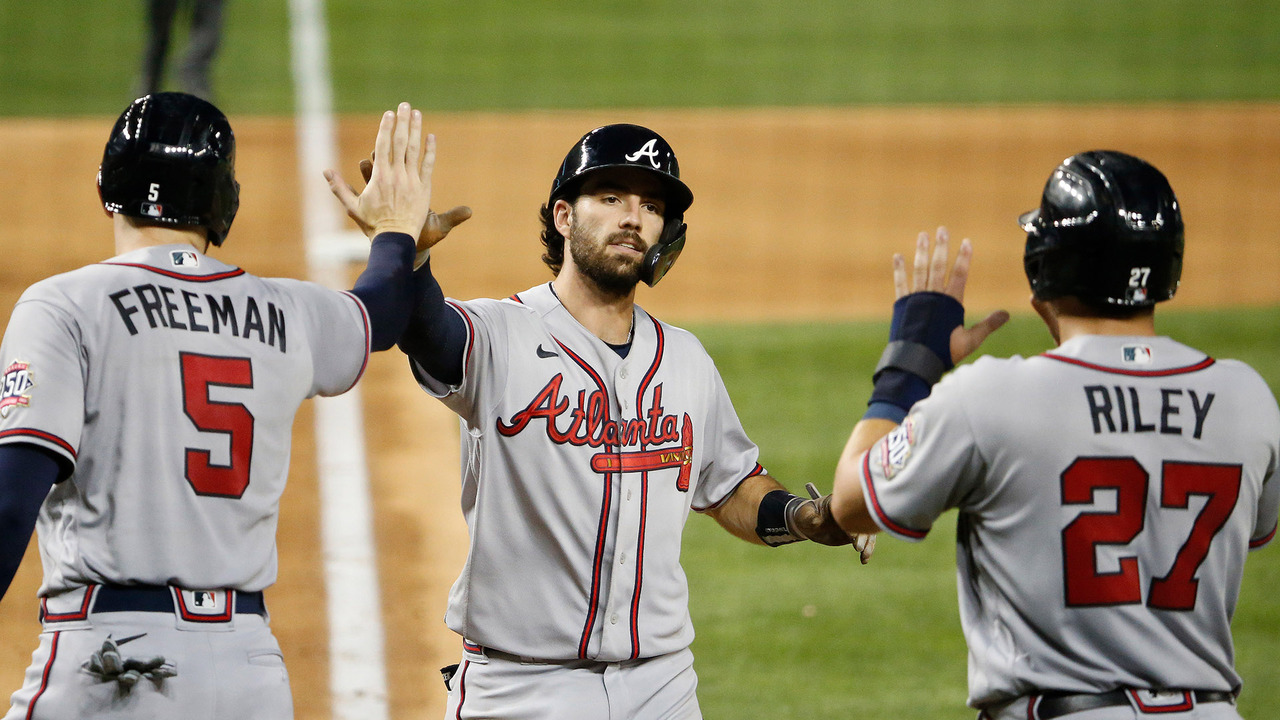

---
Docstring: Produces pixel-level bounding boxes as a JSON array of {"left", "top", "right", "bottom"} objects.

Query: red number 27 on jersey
[{"left": 1060, "top": 457, "right": 1242, "bottom": 611}]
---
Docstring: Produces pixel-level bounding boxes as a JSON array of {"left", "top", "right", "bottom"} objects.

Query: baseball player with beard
[
  {"left": 333, "top": 123, "right": 930, "bottom": 719},
  {"left": 827, "top": 151, "right": 1279, "bottom": 719},
  {"left": 0, "top": 95, "right": 442, "bottom": 719}
]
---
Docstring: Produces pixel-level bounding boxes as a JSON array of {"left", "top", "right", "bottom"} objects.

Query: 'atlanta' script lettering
[{"left": 496, "top": 374, "right": 682, "bottom": 448}]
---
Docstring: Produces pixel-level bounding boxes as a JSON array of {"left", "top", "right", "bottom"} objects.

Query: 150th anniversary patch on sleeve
[
  {"left": 0, "top": 360, "right": 34, "bottom": 418},
  {"left": 878, "top": 415, "right": 918, "bottom": 480}
]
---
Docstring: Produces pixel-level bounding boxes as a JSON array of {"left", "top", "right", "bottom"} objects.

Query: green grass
[
  {"left": 685, "top": 306, "right": 1280, "bottom": 718},
  {"left": 3, "top": 0, "right": 1280, "bottom": 115}
]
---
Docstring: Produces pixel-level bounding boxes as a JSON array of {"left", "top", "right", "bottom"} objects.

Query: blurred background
[{"left": 1, "top": 1, "right": 1277, "bottom": 718}]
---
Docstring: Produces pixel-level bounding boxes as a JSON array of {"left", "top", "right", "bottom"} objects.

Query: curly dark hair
[{"left": 539, "top": 202, "right": 565, "bottom": 276}]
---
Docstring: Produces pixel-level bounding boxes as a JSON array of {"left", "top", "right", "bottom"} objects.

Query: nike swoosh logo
[
  {"left": 113, "top": 633, "right": 148, "bottom": 647},
  {"left": 536, "top": 345, "right": 558, "bottom": 359}
]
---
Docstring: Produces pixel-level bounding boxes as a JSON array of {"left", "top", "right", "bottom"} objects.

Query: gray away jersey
[
  {"left": 859, "top": 335, "right": 1280, "bottom": 707},
  {"left": 0, "top": 245, "right": 370, "bottom": 596},
  {"left": 411, "top": 283, "right": 763, "bottom": 663}
]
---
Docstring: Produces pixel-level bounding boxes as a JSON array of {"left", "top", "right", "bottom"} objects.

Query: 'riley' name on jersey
[
  {"left": 109, "top": 284, "right": 287, "bottom": 352},
  {"left": 1084, "top": 384, "right": 1215, "bottom": 439}
]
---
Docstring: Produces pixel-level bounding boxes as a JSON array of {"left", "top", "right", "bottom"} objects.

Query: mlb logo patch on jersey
[
  {"left": 0, "top": 361, "right": 34, "bottom": 418},
  {"left": 1122, "top": 344, "right": 1153, "bottom": 365},
  {"left": 171, "top": 250, "right": 200, "bottom": 268},
  {"left": 878, "top": 416, "right": 918, "bottom": 480}
]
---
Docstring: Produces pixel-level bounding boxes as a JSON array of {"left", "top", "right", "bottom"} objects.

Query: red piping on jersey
[
  {"left": 0, "top": 429, "right": 76, "bottom": 459},
  {"left": 1252, "top": 522, "right": 1278, "bottom": 549},
  {"left": 100, "top": 262, "right": 246, "bottom": 282},
  {"left": 1043, "top": 353, "right": 1215, "bottom": 377},
  {"left": 556, "top": 337, "right": 615, "bottom": 659},
  {"left": 454, "top": 659, "right": 470, "bottom": 719},
  {"left": 39, "top": 584, "right": 96, "bottom": 622},
  {"left": 694, "top": 463, "right": 766, "bottom": 512},
  {"left": 25, "top": 630, "right": 59, "bottom": 720},
  {"left": 446, "top": 300, "right": 477, "bottom": 377},
  {"left": 339, "top": 291, "right": 371, "bottom": 392},
  {"left": 628, "top": 315, "right": 666, "bottom": 659},
  {"left": 508, "top": 293, "right": 523, "bottom": 303},
  {"left": 860, "top": 452, "right": 928, "bottom": 539}
]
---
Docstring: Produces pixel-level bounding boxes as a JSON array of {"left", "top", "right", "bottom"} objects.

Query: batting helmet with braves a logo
[{"left": 549, "top": 124, "right": 693, "bottom": 286}]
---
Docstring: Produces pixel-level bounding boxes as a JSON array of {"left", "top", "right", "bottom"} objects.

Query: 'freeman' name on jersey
[{"left": 109, "top": 282, "right": 287, "bottom": 352}]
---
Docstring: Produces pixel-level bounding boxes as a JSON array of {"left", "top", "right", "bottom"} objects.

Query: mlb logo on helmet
[
  {"left": 142, "top": 202, "right": 164, "bottom": 217},
  {"left": 0, "top": 361, "right": 34, "bottom": 418}
]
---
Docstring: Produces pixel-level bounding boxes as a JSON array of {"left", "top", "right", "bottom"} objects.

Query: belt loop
[{"left": 461, "top": 639, "right": 489, "bottom": 664}]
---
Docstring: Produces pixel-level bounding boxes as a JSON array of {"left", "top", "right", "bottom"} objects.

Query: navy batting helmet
[
  {"left": 550, "top": 124, "right": 693, "bottom": 286},
  {"left": 98, "top": 92, "right": 240, "bottom": 246},
  {"left": 1020, "top": 150, "right": 1183, "bottom": 308}
]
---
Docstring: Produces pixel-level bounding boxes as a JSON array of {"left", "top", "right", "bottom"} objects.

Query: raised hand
[
  {"left": 892, "top": 227, "right": 1009, "bottom": 366},
  {"left": 324, "top": 102, "right": 439, "bottom": 245},
  {"left": 359, "top": 156, "right": 472, "bottom": 253}
]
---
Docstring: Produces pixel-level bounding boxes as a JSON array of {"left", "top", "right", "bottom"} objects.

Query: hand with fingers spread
[
  {"left": 324, "top": 102, "right": 441, "bottom": 246},
  {"left": 358, "top": 156, "right": 472, "bottom": 253},
  {"left": 865, "top": 227, "right": 1009, "bottom": 423},
  {"left": 891, "top": 227, "right": 1011, "bottom": 367}
]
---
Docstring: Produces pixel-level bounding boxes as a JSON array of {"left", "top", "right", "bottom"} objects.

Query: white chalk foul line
[{"left": 287, "top": 1, "right": 388, "bottom": 718}]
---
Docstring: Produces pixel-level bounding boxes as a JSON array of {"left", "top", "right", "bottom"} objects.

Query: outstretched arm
[
  {"left": 704, "top": 473, "right": 876, "bottom": 563},
  {"left": 325, "top": 103, "right": 470, "bottom": 352},
  {"left": 397, "top": 259, "right": 467, "bottom": 386},
  {"left": 831, "top": 228, "right": 1008, "bottom": 534}
]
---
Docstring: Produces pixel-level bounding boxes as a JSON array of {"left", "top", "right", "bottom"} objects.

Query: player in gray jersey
[
  {"left": 0, "top": 94, "right": 444, "bottom": 719},
  {"left": 826, "top": 151, "right": 1279, "bottom": 719},
  {"left": 335, "top": 123, "right": 890, "bottom": 718}
]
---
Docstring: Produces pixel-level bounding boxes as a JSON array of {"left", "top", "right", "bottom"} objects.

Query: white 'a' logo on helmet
[{"left": 624, "top": 139, "right": 662, "bottom": 169}]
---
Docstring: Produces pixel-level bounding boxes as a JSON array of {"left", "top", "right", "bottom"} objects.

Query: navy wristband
[{"left": 867, "top": 291, "right": 963, "bottom": 415}]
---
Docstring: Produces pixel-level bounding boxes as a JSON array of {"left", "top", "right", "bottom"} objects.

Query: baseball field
[{"left": 2, "top": 1, "right": 1278, "bottom": 718}]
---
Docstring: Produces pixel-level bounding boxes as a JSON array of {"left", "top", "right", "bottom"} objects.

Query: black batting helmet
[
  {"left": 1020, "top": 150, "right": 1183, "bottom": 308},
  {"left": 550, "top": 124, "right": 693, "bottom": 286},
  {"left": 98, "top": 92, "right": 240, "bottom": 246}
]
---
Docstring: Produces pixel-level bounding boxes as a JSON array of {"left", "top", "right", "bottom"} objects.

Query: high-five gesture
[
  {"left": 892, "top": 227, "right": 1009, "bottom": 365},
  {"left": 325, "top": 102, "right": 439, "bottom": 245}
]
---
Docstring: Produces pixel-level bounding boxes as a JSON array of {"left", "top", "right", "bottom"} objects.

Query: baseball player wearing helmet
[
  {"left": 827, "top": 151, "right": 1279, "bottom": 719},
  {"left": 0, "top": 95, "right": 440, "bottom": 719},
  {"left": 334, "top": 123, "right": 874, "bottom": 719}
]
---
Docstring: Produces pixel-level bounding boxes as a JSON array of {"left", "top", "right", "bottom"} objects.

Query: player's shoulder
[
  {"left": 15, "top": 263, "right": 105, "bottom": 308},
  {"left": 639, "top": 310, "right": 712, "bottom": 356},
  {"left": 1212, "top": 356, "right": 1280, "bottom": 415},
  {"left": 943, "top": 354, "right": 1034, "bottom": 388}
]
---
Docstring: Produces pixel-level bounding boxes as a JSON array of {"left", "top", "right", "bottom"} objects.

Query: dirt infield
[{"left": 1, "top": 105, "right": 1277, "bottom": 719}]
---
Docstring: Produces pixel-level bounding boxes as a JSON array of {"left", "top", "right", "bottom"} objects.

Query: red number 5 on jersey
[
  {"left": 180, "top": 353, "right": 255, "bottom": 498},
  {"left": 1061, "top": 457, "right": 1242, "bottom": 610}
]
